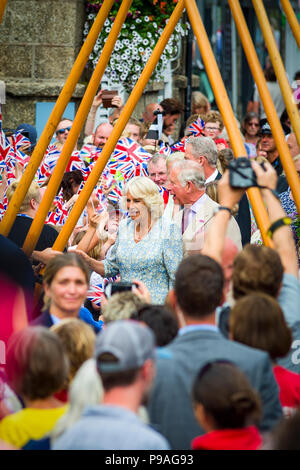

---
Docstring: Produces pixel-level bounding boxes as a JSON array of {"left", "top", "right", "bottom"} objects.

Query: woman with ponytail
[{"left": 191, "top": 361, "right": 262, "bottom": 450}]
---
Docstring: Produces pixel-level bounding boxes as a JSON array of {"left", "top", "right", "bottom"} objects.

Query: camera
[
  {"left": 101, "top": 90, "right": 118, "bottom": 108},
  {"left": 229, "top": 157, "right": 258, "bottom": 189},
  {"left": 104, "top": 281, "right": 138, "bottom": 298}
]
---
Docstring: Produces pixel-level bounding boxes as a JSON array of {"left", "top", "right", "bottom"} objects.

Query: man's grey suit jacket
[{"left": 148, "top": 328, "right": 282, "bottom": 450}]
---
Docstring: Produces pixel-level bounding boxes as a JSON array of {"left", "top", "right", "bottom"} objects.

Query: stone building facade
[
  {"left": 0, "top": 0, "right": 191, "bottom": 140},
  {"left": 0, "top": 0, "right": 86, "bottom": 129}
]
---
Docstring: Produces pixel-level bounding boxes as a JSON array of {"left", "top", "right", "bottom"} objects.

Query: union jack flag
[
  {"left": 87, "top": 275, "right": 119, "bottom": 307},
  {"left": 108, "top": 137, "right": 151, "bottom": 179},
  {"left": 170, "top": 137, "right": 187, "bottom": 153},
  {"left": 11, "top": 130, "right": 31, "bottom": 152},
  {"left": 159, "top": 142, "right": 172, "bottom": 157},
  {"left": 66, "top": 151, "right": 86, "bottom": 173},
  {"left": 79, "top": 143, "right": 101, "bottom": 164},
  {"left": 45, "top": 187, "right": 69, "bottom": 226},
  {"left": 187, "top": 117, "right": 205, "bottom": 137}
]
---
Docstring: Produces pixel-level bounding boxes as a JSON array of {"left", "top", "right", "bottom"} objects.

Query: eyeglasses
[
  {"left": 205, "top": 127, "right": 220, "bottom": 132},
  {"left": 56, "top": 126, "right": 71, "bottom": 135},
  {"left": 247, "top": 122, "right": 259, "bottom": 127}
]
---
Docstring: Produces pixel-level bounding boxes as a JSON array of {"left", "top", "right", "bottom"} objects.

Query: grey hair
[
  {"left": 186, "top": 136, "right": 218, "bottom": 167},
  {"left": 147, "top": 153, "right": 167, "bottom": 171},
  {"left": 172, "top": 160, "right": 205, "bottom": 190}
]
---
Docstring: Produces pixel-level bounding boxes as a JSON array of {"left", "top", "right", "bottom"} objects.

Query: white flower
[
  {"left": 147, "top": 32, "right": 152, "bottom": 38},
  {"left": 132, "top": 47, "right": 138, "bottom": 55},
  {"left": 122, "top": 23, "right": 127, "bottom": 29},
  {"left": 153, "top": 22, "right": 157, "bottom": 28},
  {"left": 123, "top": 39, "right": 130, "bottom": 46},
  {"left": 131, "top": 24, "right": 136, "bottom": 30},
  {"left": 88, "top": 14, "right": 94, "bottom": 20},
  {"left": 136, "top": 18, "right": 142, "bottom": 23},
  {"left": 89, "top": 53, "right": 94, "bottom": 60},
  {"left": 135, "top": 64, "right": 141, "bottom": 72},
  {"left": 132, "top": 74, "right": 138, "bottom": 81},
  {"left": 144, "top": 16, "right": 149, "bottom": 22},
  {"left": 138, "top": 47, "right": 144, "bottom": 53},
  {"left": 104, "top": 19, "right": 110, "bottom": 27},
  {"left": 118, "top": 65, "right": 124, "bottom": 72},
  {"left": 84, "top": 29, "right": 89, "bottom": 36},
  {"left": 142, "top": 38, "right": 149, "bottom": 46},
  {"left": 105, "top": 27, "right": 111, "bottom": 33}
]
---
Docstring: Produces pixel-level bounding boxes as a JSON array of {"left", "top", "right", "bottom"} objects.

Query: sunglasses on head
[{"left": 56, "top": 126, "right": 71, "bottom": 135}]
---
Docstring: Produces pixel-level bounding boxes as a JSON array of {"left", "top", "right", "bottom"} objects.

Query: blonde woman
[{"left": 76, "top": 177, "right": 183, "bottom": 303}]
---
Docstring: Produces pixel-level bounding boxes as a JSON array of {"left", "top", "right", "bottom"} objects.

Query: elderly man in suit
[
  {"left": 185, "top": 136, "right": 222, "bottom": 182},
  {"left": 147, "top": 254, "right": 282, "bottom": 450},
  {"left": 167, "top": 160, "right": 241, "bottom": 255}
]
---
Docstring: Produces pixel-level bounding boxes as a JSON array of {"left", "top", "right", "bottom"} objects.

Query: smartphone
[
  {"left": 104, "top": 281, "right": 137, "bottom": 298},
  {"left": 102, "top": 90, "right": 118, "bottom": 108}
]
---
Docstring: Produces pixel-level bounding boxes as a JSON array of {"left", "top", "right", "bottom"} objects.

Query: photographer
[{"left": 202, "top": 160, "right": 300, "bottom": 372}]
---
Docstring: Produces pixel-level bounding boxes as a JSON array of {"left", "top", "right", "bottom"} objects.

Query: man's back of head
[
  {"left": 175, "top": 254, "right": 224, "bottom": 319},
  {"left": 185, "top": 136, "right": 218, "bottom": 169},
  {"left": 95, "top": 320, "right": 155, "bottom": 393}
]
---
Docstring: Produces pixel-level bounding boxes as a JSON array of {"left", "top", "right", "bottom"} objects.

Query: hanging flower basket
[{"left": 84, "top": 0, "right": 188, "bottom": 93}]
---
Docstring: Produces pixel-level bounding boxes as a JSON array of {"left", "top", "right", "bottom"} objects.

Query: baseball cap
[
  {"left": 259, "top": 118, "right": 290, "bottom": 136},
  {"left": 95, "top": 320, "right": 155, "bottom": 373}
]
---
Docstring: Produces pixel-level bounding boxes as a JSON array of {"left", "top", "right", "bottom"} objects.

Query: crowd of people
[{"left": 0, "top": 70, "right": 300, "bottom": 451}]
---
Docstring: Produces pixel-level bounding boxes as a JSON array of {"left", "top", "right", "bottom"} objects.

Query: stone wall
[
  {"left": 0, "top": 0, "right": 191, "bottom": 138},
  {"left": 0, "top": 0, "right": 86, "bottom": 129}
]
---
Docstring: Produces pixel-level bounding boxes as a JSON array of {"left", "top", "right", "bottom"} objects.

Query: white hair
[
  {"left": 122, "top": 176, "right": 164, "bottom": 219},
  {"left": 172, "top": 160, "right": 205, "bottom": 190}
]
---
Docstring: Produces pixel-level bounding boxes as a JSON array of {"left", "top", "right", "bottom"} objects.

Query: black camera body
[
  {"left": 229, "top": 157, "right": 258, "bottom": 189},
  {"left": 104, "top": 281, "right": 138, "bottom": 298}
]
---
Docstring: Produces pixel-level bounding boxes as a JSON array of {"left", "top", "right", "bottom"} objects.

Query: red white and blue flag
[{"left": 187, "top": 117, "right": 205, "bottom": 137}]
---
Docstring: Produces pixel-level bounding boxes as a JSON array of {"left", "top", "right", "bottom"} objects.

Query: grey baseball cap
[{"left": 95, "top": 320, "right": 155, "bottom": 373}]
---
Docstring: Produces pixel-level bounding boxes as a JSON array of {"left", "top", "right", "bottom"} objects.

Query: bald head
[
  {"left": 93, "top": 122, "right": 113, "bottom": 149},
  {"left": 142, "top": 103, "right": 163, "bottom": 124}
]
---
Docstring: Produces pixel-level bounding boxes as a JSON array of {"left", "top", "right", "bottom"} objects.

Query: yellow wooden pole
[
  {"left": 280, "top": 0, "right": 300, "bottom": 49},
  {"left": 185, "top": 0, "right": 272, "bottom": 247},
  {"left": 0, "top": 0, "right": 115, "bottom": 237},
  {"left": 22, "top": 0, "right": 132, "bottom": 256},
  {"left": 229, "top": 0, "right": 300, "bottom": 217},
  {"left": 0, "top": 0, "right": 8, "bottom": 24},
  {"left": 52, "top": 0, "right": 185, "bottom": 252}
]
